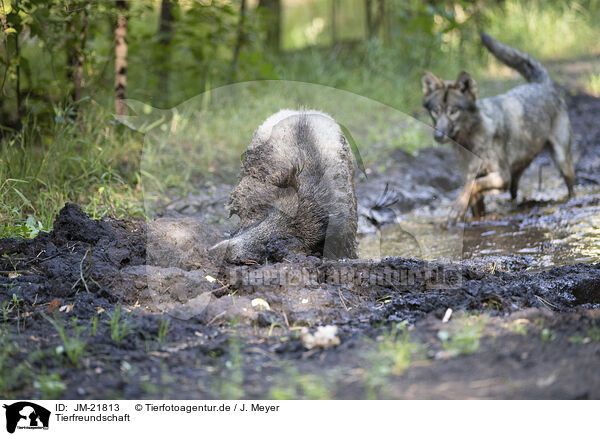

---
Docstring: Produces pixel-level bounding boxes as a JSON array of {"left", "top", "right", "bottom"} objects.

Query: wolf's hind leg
[
  {"left": 469, "top": 192, "right": 485, "bottom": 218},
  {"left": 510, "top": 169, "right": 524, "bottom": 200},
  {"left": 547, "top": 138, "right": 575, "bottom": 198},
  {"left": 548, "top": 112, "right": 575, "bottom": 198}
]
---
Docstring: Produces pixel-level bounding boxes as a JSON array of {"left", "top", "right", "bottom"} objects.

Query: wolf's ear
[
  {"left": 422, "top": 71, "right": 443, "bottom": 96},
  {"left": 455, "top": 71, "right": 478, "bottom": 99}
]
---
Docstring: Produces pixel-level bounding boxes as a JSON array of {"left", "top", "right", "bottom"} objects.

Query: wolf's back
[{"left": 480, "top": 33, "right": 552, "bottom": 85}]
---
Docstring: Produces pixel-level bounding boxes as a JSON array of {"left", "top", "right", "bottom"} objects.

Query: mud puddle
[{"left": 359, "top": 184, "right": 600, "bottom": 271}]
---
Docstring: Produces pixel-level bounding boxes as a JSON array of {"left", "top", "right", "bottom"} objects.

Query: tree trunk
[
  {"left": 67, "top": 2, "right": 89, "bottom": 103},
  {"left": 157, "top": 0, "right": 175, "bottom": 106},
  {"left": 230, "top": 0, "right": 247, "bottom": 80},
  {"left": 365, "top": 0, "right": 372, "bottom": 38},
  {"left": 114, "top": 0, "right": 128, "bottom": 116},
  {"left": 15, "top": 30, "right": 21, "bottom": 120},
  {"left": 258, "top": 0, "right": 281, "bottom": 52},
  {"left": 331, "top": 0, "right": 338, "bottom": 45},
  {"left": 366, "top": 0, "right": 384, "bottom": 39}
]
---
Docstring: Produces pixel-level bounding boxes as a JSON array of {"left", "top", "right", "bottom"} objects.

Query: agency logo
[{"left": 2, "top": 402, "right": 50, "bottom": 434}]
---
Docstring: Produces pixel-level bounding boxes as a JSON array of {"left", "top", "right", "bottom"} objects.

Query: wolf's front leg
[
  {"left": 469, "top": 191, "right": 485, "bottom": 217},
  {"left": 448, "top": 173, "right": 506, "bottom": 225},
  {"left": 448, "top": 180, "right": 475, "bottom": 225}
]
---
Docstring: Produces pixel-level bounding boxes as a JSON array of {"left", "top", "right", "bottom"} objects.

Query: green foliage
[
  {"left": 363, "top": 322, "right": 422, "bottom": 399},
  {"left": 0, "top": 102, "right": 144, "bottom": 237},
  {"left": 269, "top": 365, "right": 331, "bottom": 400},
  {"left": 44, "top": 315, "right": 88, "bottom": 367},
  {"left": 584, "top": 72, "right": 600, "bottom": 97},
  {"left": 540, "top": 327, "right": 556, "bottom": 344},
  {"left": 1, "top": 293, "right": 24, "bottom": 332},
  {"left": 35, "top": 372, "right": 67, "bottom": 400},
  {"left": 485, "top": 0, "right": 600, "bottom": 60},
  {"left": 0, "top": 329, "right": 31, "bottom": 397},
  {"left": 90, "top": 315, "right": 98, "bottom": 337},
  {"left": 157, "top": 317, "right": 170, "bottom": 344},
  {"left": 2, "top": 215, "right": 45, "bottom": 239},
  {"left": 215, "top": 335, "right": 245, "bottom": 400},
  {"left": 106, "top": 304, "right": 132, "bottom": 343},
  {"left": 586, "top": 322, "right": 600, "bottom": 342},
  {"left": 438, "top": 315, "right": 487, "bottom": 356},
  {"left": 572, "top": 321, "right": 600, "bottom": 344}
]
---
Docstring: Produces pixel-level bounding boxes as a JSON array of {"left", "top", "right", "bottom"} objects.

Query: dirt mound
[
  {"left": 2, "top": 203, "right": 598, "bottom": 328},
  {"left": 0, "top": 203, "right": 145, "bottom": 317}
]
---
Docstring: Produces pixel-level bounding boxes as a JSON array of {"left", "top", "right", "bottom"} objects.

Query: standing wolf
[
  {"left": 211, "top": 110, "right": 358, "bottom": 264},
  {"left": 422, "top": 33, "right": 574, "bottom": 223}
]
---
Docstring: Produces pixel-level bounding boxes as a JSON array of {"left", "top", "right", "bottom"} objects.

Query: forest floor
[{"left": 1, "top": 85, "right": 599, "bottom": 399}]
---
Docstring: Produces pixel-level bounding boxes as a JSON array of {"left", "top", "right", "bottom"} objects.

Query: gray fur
[
  {"left": 211, "top": 110, "right": 358, "bottom": 264},
  {"left": 422, "top": 34, "right": 574, "bottom": 223},
  {"left": 480, "top": 33, "right": 551, "bottom": 85}
]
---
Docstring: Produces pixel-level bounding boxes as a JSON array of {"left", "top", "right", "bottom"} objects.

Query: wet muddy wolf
[
  {"left": 211, "top": 110, "right": 358, "bottom": 264},
  {"left": 422, "top": 33, "right": 574, "bottom": 223}
]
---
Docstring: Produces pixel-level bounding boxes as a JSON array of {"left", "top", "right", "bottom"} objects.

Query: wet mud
[{"left": 1, "top": 94, "right": 599, "bottom": 399}]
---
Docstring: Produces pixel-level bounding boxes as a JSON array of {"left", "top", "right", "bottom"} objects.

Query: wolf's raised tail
[{"left": 480, "top": 33, "right": 552, "bottom": 85}]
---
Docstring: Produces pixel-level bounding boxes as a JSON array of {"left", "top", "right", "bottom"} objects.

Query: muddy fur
[
  {"left": 422, "top": 34, "right": 575, "bottom": 223},
  {"left": 213, "top": 110, "right": 357, "bottom": 263}
]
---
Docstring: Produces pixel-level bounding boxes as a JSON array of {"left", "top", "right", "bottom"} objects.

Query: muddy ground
[{"left": 1, "top": 93, "right": 599, "bottom": 400}]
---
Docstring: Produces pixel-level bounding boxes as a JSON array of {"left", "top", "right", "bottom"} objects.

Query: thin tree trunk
[
  {"left": 0, "top": 13, "right": 8, "bottom": 97},
  {"left": 15, "top": 30, "right": 21, "bottom": 120},
  {"left": 157, "top": 0, "right": 175, "bottom": 106},
  {"left": 230, "top": 0, "right": 247, "bottom": 80},
  {"left": 331, "top": 0, "right": 338, "bottom": 45},
  {"left": 67, "top": 2, "right": 89, "bottom": 103},
  {"left": 114, "top": 0, "right": 128, "bottom": 116},
  {"left": 366, "top": 0, "right": 384, "bottom": 39},
  {"left": 258, "top": 0, "right": 281, "bottom": 52},
  {"left": 365, "top": 0, "right": 373, "bottom": 38},
  {"left": 376, "top": 0, "right": 384, "bottom": 38}
]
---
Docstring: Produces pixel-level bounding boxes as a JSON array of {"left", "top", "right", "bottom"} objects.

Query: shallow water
[{"left": 359, "top": 184, "right": 600, "bottom": 271}]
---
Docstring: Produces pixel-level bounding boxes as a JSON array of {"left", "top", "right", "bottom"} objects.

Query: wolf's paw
[
  {"left": 447, "top": 205, "right": 467, "bottom": 227},
  {"left": 446, "top": 213, "right": 459, "bottom": 228}
]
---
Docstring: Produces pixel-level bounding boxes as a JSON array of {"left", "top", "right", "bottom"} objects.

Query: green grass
[
  {"left": 540, "top": 327, "right": 557, "bottom": 344},
  {"left": 106, "top": 304, "right": 133, "bottom": 343},
  {"left": 0, "top": 102, "right": 144, "bottom": 238},
  {"left": 1, "top": 293, "right": 25, "bottom": 333},
  {"left": 35, "top": 372, "right": 67, "bottom": 400},
  {"left": 585, "top": 321, "right": 600, "bottom": 342},
  {"left": 157, "top": 317, "right": 171, "bottom": 344},
  {"left": 0, "top": 103, "right": 142, "bottom": 237},
  {"left": 269, "top": 365, "right": 331, "bottom": 400},
  {"left": 485, "top": 0, "right": 600, "bottom": 61},
  {"left": 584, "top": 72, "right": 600, "bottom": 96},
  {"left": 0, "top": 330, "right": 31, "bottom": 398},
  {"left": 43, "top": 315, "right": 88, "bottom": 368},
  {"left": 215, "top": 335, "right": 245, "bottom": 400},
  {"left": 363, "top": 323, "right": 422, "bottom": 399},
  {"left": 282, "top": 0, "right": 366, "bottom": 49},
  {"left": 438, "top": 315, "right": 487, "bottom": 356},
  {"left": 570, "top": 323, "right": 600, "bottom": 344}
]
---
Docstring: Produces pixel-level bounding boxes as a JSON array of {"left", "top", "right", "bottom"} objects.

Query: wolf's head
[{"left": 421, "top": 71, "right": 478, "bottom": 144}]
